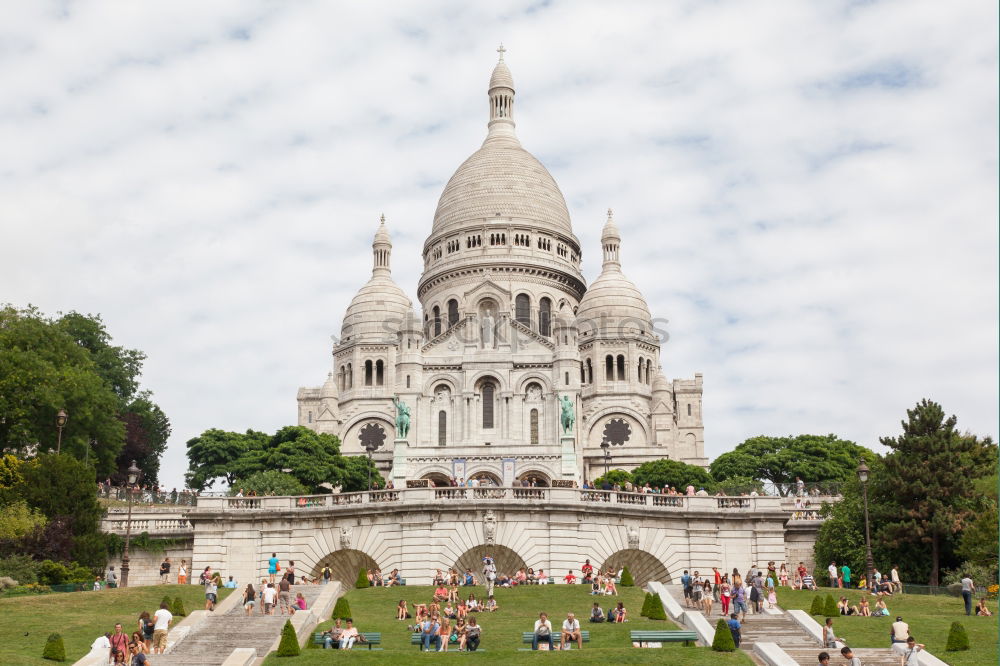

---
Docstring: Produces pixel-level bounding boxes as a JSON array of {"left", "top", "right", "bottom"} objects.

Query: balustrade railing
[{"left": 102, "top": 517, "right": 193, "bottom": 535}]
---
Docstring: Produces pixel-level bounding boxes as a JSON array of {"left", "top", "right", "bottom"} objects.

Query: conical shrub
[
  {"left": 275, "top": 620, "right": 300, "bottom": 657},
  {"left": 161, "top": 595, "right": 172, "bottom": 608},
  {"left": 332, "top": 596, "right": 352, "bottom": 620},
  {"left": 946, "top": 622, "right": 970, "bottom": 651},
  {"left": 647, "top": 595, "right": 667, "bottom": 620},
  {"left": 809, "top": 595, "right": 824, "bottom": 615},
  {"left": 172, "top": 596, "right": 187, "bottom": 616},
  {"left": 42, "top": 633, "right": 65, "bottom": 661},
  {"left": 620, "top": 567, "right": 635, "bottom": 587},
  {"left": 823, "top": 594, "right": 839, "bottom": 617},
  {"left": 712, "top": 619, "right": 736, "bottom": 652},
  {"left": 640, "top": 592, "right": 651, "bottom": 617},
  {"left": 355, "top": 568, "right": 370, "bottom": 589}
]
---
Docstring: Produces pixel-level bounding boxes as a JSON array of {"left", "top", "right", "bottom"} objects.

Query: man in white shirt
[
  {"left": 890, "top": 616, "right": 909, "bottom": 645},
  {"left": 891, "top": 565, "right": 902, "bottom": 594},
  {"left": 561, "top": 612, "right": 582, "bottom": 649},
  {"left": 532, "top": 612, "right": 554, "bottom": 650},
  {"left": 262, "top": 582, "right": 278, "bottom": 615},
  {"left": 90, "top": 633, "right": 111, "bottom": 663},
  {"left": 152, "top": 602, "right": 173, "bottom": 654},
  {"left": 828, "top": 562, "right": 839, "bottom": 588}
]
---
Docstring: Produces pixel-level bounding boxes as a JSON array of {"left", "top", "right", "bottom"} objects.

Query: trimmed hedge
[
  {"left": 712, "top": 619, "right": 736, "bottom": 652},
  {"left": 620, "top": 567, "right": 635, "bottom": 587},
  {"left": 42, "top": 633, "right": 65, "bottom": 662},
  {"left": 640, "top": 592, "right": 653, "bottom": 617},
  {"left": 647, "top": 594, "right": 667, "bottom": 620},
  {"left": 172, "top": 596, "right": 187, "bottom": 617},
  {"left": 332, "top": 596, "right": 352, "bottom": 620},
  {"left": 275, "top": 620, "right": 300, "bottom": 657},
  {"left": 355, "top": 568, "right": 370, "bottom": 589},
  {"left": 809, "top": 595, "right": 824, "bottom": 615},
  {"left": 823, "top": 594, "right": 839, "bottom": 617},
  {"left": 946, "top": 622, "right": 970, "bottom": 651}
]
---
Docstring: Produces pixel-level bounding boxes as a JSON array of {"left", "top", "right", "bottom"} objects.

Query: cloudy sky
[{"left": 2, "top": 1, "right": 996, "bottom": 489}]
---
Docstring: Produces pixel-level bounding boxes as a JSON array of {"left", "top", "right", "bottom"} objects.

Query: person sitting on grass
[
  {"left": 589, "top": 602, "right": 605, "bottom": 622},
  {"left": 485, "top": 595, "right": 497, "bottom": 612},
  {"left": 463, "top": 569, "right": 477, "bottom": 586},
  {"left": 439, "top": 618, "right": 452, "bottom": 652},
  {"left": 609, "top": 601, "right": 627, "bottom": 623},
  {"left": 454, "top": 618, "right": 467, "bottom": 651},
  {"left": 428, "top": 601, "right": 441, "bottom": 618},
  {"left": 448, "top": 584, "right": 460, "bottom": 603},
  {"left": 464, "top": 616, "right": 482, "bottom": 652},
  {"left": 591, "top": 575, "right": 602, "bottom": 595},
  {"left": 397, "top": 599, "right": 411, "bottom": 620},
  {"left": 443, "top": 602, "right": 456, "bottom": 619},
  {"left": 532, "top": 612, "right": 554, "bottom": 650},
  {"left": 414, "top": 602, "right": 428, "bottom": 622},
  {"left": 561, "top": 612, "right": 583, "bottom": 650},
  {"left": 537, "top": 569, "right": 549, "bottom": 584},
  {"left": 604, "top": 575, "right": 618, "bottom": 596},
  {"left": 433, "top": 584, "right": 449, "bottom": 602},
  {"left": 976, "top": 599, "right": 993, "bottom": 616},
  {"left": 497, "top": 573, "right": 511, "bottom": 588},
  {"left": 837, "top": 597, "right": 858, "bottom": 616},
  {"left": 526, "top": 568, "right": 537, "bottom": 584},
  {"left": 859, "top": 596, "right": 871, "bottom": 617},
  {"left": 433, "top": 569, "right": 445, "bottom": 585},
  {"left": 386, "top": 568, "right": 401, "bottom": 586},
  {"left": 467, "top": 593, "right": 479, "bottom": 611},
  {"left": 420, "top": 614, "right": 442, "bottom": 652},
  {"left": 456, "top": 599, "right": 468, "bottom": 620},
  {"left": 563, "top": 570, "right": 577, "bottom": 584},
  {"left": 322, "top": 619, "right": 343, "bottom": 649},
  {"left": 873, "top": 597, "right": 889, "bottom": 617},
  {"left": 515, "top": 568, "right": 527, "bottom": 585}
]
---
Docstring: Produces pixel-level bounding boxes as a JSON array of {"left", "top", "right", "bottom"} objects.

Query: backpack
[{"left": 322, "top": 567, "right": 331, "bottom": 580}]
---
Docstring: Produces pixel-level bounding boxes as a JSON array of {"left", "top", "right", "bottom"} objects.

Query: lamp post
[
  {"left": 120, "top": 460, "right": 141, "bottom": 588},
  {"left": 55, "top": 409, "right": 68, "bottom": 454},
  {"left": 857, "top": 460, "right": 875, "bottom": 592},
  {"left": 600, "top": 441, "right": 611, "bottom": 477}
]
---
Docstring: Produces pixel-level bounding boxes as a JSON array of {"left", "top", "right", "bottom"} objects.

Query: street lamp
[
  {"left": 857, "top": 460, "right": 875, "bottom": 592},
  {"left": 359, "top": 424, "right": 386, "bottom": 491},
  {"left": 55, "top": 409, "right": 68, "bottom": 454},
  {"left": 599, "top": 439, "right": 624, "bottom": 479},
  {"left": 120, "top": 460, "right": 141, "bottom": 588}
]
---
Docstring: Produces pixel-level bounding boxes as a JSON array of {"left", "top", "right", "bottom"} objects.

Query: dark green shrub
[
  {"left": 712, "top": 618, "right": 736, "bottom": 652},
  {"left": 42, "top": 633, "right": 65, "bottom": 661},
  {"left": 647, "top": 595, "right": 666, "bottom": 620},
  {"left": 355, "top": 568, "right": 369, "bottom": 588},
  {"left": 331, "top": 597, "right": 352, "bottom": 620},
  {"left": 640, "top": 592, "right": 653, "bottom": 616},
  {"left": 946, "top": 622, "right": 970, "bottom": 651},
  {"left": 161, "top": 595, "right": 173, "bottom": 608},
  {"left": 809, "top": 595, "right": 824, "bottom": 615},
  {"left": 823, "top": 594, "right": 839, "bottom": 617},
  {"left": 172, "top": 596, "right": 186, "bottom": 616},
  {"left": 37, "top": 560, "right": 69, "bottom": 585},
  {"left": 0, "top": 555, "right": 39, "bottom": 584},
  {"left": 275, "top": 620, "right": 300, "bottom": 657},
  {"left": 620, "top": 567, "right": 635, "bottom": 587}
]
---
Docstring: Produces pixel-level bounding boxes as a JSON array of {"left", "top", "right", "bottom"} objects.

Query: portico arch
[
  {"left": 601, "top": 549, "right": 671, "bottom": 586},
  {"left": 467, "top": 470, "right": 502, "bottom": 486},
  {"left": 516, "top": 470, "right": 550, "bottom": 487},
  {"left": 454, "top": 544, "right": 527, "bottom": 580},
  {"left": 420, "top": 472, "right": 453, "bottom": 486},
  {"left": 310, "top": 549, "right": 379, "bottom": 586}
]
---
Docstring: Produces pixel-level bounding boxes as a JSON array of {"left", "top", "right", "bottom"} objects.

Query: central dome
[{"left": 431, "top": 142, "right": 573, "bottom": 237}]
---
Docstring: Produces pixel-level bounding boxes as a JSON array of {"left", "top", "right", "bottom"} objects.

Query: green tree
[
  {"left": 809, "top": 596, "right": 823, "bottom": 615},
  {"left": 631, "top": 459, "right": 715, "bottom": 492},
  {"left": 0, "top": 500, "right": 47, "bottom": 540},
  {"left": 946, "top": 622, "right": 970, "bottom": 651},
  {"left": 232, "top": 471, "right": 308, "bottom": 497},
  {"left": 711, "top": 618, "right": 735, "bottom": 651},
  {"left": 275, "top": 620, "right": 300, "bottom": 657},
  {"left": 42, "top": 633, "right": 65, "bottom": 661},
  {"left": 620, "top": 567, "right": 635, "bottom": 586},
  {"left": 115, "top": 394, "right": 171, "bottom": 486},
  {"left": 332, "top": 597, "right": 352, "bottom": 619},
  {"left": 646, "top": 597, "right": 666, "bottom": 620},
  {"left": 591, "top": 469, "right": 632, "bottom": 488},
  {"left": 355, "top": 567, "right": 370, "bottom": 588},
  {"left": 185, "top": 429, "right": 267, "bottom": 490},
  {"left": 715, "top": 475, "right": 764, "bottom": 495},
  {"left": 640, "top": 592, "right": 653, "bottom": 616},
  {"left": 336, "top": 453, "right": 384, "bottom": 492},
  {"left": 878, "top": 400, "right": 996, "bottom": 585},
  {"left": 823, "top": 594, "right": 838, "bottom": 617},
  {"left": 172, "top": 597, "right": 187, "bottom": 617},
  {"left": 710, "top": 434, "right": 874, "bottom": 493},
  {"left": 17, "top": 454, "right": 102, "bottom": 537},
  {"left": 956, "top": 473, "right": 999, "bottom": 574}
]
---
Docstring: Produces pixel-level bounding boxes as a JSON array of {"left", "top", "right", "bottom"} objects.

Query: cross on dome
[{"left": 497, "top": 43, "right": 506, "bottom": 62}]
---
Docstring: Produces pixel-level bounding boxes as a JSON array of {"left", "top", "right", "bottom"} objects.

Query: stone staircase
[
  {"left": 151, "top": 585, "right": 326, "bottom": 666},
  {"left": 780, "top": 646, "right": 901, "bottom": 665}
]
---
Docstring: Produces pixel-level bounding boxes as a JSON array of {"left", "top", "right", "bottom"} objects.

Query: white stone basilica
[{"left": 297, "top": 53, "right": 706, "bottom": 485}]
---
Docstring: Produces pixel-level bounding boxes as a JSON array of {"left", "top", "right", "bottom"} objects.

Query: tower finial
[
  {"left": 497, "top": 43, "right": 506, "bottom": 62},
  {"left": 607, "top": 208, "right": 613, "bottom": 221},
  {"left": 380, "top": 212, "right": 385, "bottom": 223}
]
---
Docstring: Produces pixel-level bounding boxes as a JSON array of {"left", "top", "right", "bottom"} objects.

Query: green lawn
[
  {"left": 0, "top": 584, "right": 232, "bottom": 666},
  {"left": 775, "top": 587, "right": 999, "bottom": 666},
  {"left": 264, "top": 584, "right": 753, "bottom": 665}
]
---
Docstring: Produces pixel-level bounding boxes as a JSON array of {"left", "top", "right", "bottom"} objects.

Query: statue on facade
[
  {"left": 393, "top": 397, "right": 410, "bottom": 439},
  {"left": 483, "top": 509, "right": 497, "bottom": 546},
  {"left": 339, "top": 525, "right": 352, "bottom": 550},
  {"left": 480, "top": 309, "right": 495, "bottom": 348},
  {"left": 559, "top": 395, "right": 575, "bottom": 435},
  {"left": 627, "top": 524, "right": 640, "bottom": 549}
]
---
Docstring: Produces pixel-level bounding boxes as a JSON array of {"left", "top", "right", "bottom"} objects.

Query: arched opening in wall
[
  {"left": 529, "top": 409, "right": 539, "bottom": 445},
  {"left": 346, "top": 363, "right": 353, "bottom": 389},
  {"left": 310, "top": 548, "right": 379, "bottom": 587},
  {"left": 516, "top": 470, "right": 550, "bottom": 487},
  {"left": 438, "top": 411, "right": 447, "bottom": 446},
  {"left": 468, "top": 470, "right": 502, "bottom": 486},
  {"left": 447, "top": 299, "right": 459, "bottom": 328},
  {"left": 586, "top": 359, "right": 593, "bottom": 384},
  {"left": 375, "top": 360, "right": 384, "bottom": 386},
  {"left": 539, "top": 297, "right": 552, "bottom": 336},
  {"left": 637, "top": 357, "right": 644, "bottom": 384},
  {"left": 454, "top": 544, "right": 528, "bottom": 580},
  {"left": 515, "top": 294, "right": 531, "bottom": 328},
  {"left": 600, "top": 549, "right": 671, "bottom": 586},
  {"left": 605, "top": 355, "right": 614, "bottom": 381},
  {"left": 480, "top": 380, "right": 496, "bottom": 428},
  {"left": 646, "top": 360, "right": 653, "bottom": 384},
  {"left": 338, "top": 367, "right": 345, "bottom": 391},
  {"left": 364, "top": 360, "right": 373, "bottom": 386},
  {"left": 616, "top": 355, "right": 626, "bottom": 381},
  {"left": 420, "top": 471, "right": 452, "bottom": 486},
  {"left": 433, "top": 306, "right": 442, "bottom": 337}
]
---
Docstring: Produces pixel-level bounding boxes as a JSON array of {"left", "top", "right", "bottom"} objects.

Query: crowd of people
[{"left": 89, "top": 603, "right": 172, "bottom": 664}]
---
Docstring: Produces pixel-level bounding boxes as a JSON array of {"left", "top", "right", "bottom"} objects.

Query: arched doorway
[
  {"left": 454, "top": 544, "right": 528, "bottom": 579},
  {"left": 310, "top": 549, "right": 379, "bottom": 587},
  {"left": 601, "top": 549, "right": 671, "bottom": 586},
  {"left": 516, "top": 471, "right": 550, "bottom": 487},
  {"left": 468, "top": 470, "right": 502, "bottom": 486},
  {"left": 421, "top": 472, "right": 453, "bottom": 487}
]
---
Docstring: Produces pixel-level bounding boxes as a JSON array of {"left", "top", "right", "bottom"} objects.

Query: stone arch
[
  {"left": 470, "top": 370, "right": 507, "bottom": 392},
  {"left": 516, "top": 469, "right": 550, "bottom": 486},
  {"left": 515, "top": 372, "right": 551, "bottom": 393},
  {"left": 341, "top": 415, "right": 394, "bottom": 455},
  {"left": 466, "top": 469, "right": 502, "bottom": 486},
  {"left": 310, "top": 548, "right": 379, "bottom": 587},
  {"left": 423, "top": 374, "right": 459, "bottom": 395},
  {"left": 454, "top": 544, "right": 527, "bottom": 580},
  {"left": 600, "top": 549, "right": 671, "bottom": 586},
  {"left": 585, "top": 406, "right": 651, "bottom": 443},
  {"left": 421, "top": 471, "right": 452, "bottom": 486}
]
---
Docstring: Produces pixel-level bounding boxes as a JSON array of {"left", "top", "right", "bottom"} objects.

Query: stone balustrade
[{"left": 101, "top": 516, "right": 194, "bottom": 535}]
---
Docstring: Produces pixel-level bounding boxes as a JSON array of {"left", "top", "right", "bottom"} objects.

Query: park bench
[
  {"left": 518, "top": 630, "right": 590, "bottom": 649},
  {"left": 311, "top": 631, "right": 382, "bottom": 650},
  {"left": 410, "top": 633, "right": 486, "bottom": 651},
  {"left": 630, "top": 630, "right": 698, "bottom": 647}
]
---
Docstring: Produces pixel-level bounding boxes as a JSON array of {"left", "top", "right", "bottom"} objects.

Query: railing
[
  {"left": 102, "top": 517, "right": 194, "bottom": 535},
  {"left": 97, "top": 485, "right": 198, "bottom": 506}
]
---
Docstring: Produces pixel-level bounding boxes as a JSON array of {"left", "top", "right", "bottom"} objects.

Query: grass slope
[
  {"left": 264, "top": 584, "right": 753, "bottom": 665},
  {"left": 775, "top": 587, "right": 998, "bottom": 666},
  {"left": 0, "top": 584, "right": 232, "bottom": 666}
]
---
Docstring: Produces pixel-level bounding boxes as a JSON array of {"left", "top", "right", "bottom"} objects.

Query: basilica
[{"left": 297, "top": 53, "right": 706, "bottom": 486}]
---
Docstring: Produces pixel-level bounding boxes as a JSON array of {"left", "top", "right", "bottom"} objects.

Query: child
[
  {"left": 485, "top": 595, "right": 498, "bottom": 612},
  {"left": 767, "top": 586, "right": 777, "bottom": 609}
]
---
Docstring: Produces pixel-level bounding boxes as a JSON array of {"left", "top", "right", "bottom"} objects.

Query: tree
[
  {"left": 631, "top": 459, "right": 715, "bottom": 492},
  {"left": 172, "top": 597, "right": 187, "bottom": 617},
  {"left": 879, "top": 400, "right": 996, "bottom": 585},
  {"left": 115, "top": 394, "right": 171, "bottom": 486},
  {"left": 185, "top": 429, "right": 268, "bottom": 490},
  {"left": 809, "top": 596, "right": 823, "bottom": 615},
  {"left": 17, "top": 454, "right": 102, "bottom": 537},
  {"left": 646, "top": 596, "right": 666, "bottom": 620},
  {"left": 0, "top": 500, "right": 47, "bottom": 540},
  {"left": 956, "top": 473, "right": 999, "bottom": 574},
  {"left": 711, "top": 618, "right": 735, "bottom": 651},
  {"left": 42, "top": 633, "right": 65, "bottom": 661},
  {"left": 232, "top": 471, "right": 308, "bottom": 497},
  {"left": 823, "top": 594, "right": 838, "bottom": 617},
  {"left": 275, "top": 620, "right": 300, "bottom": 657},
  {"left": 946, "top": 622, "right": 969, "bottom": 651},
  {"left": 355, "top": 568, "right": 370, "bottom": 588},
  {"left": 332, "top": 597, "right": 352, "bottom": 619},
  {"left": 592, "top": 469, "right": 633, "bottom": 488},
  {"left": 336, "top": 454, "right": 384, "bottom": 492},
  {"left": 710, "top": 434, "right": 875, "bottom": 493},
  {"left": 640, "top": 592, "right": 653, "bottom": 616}
]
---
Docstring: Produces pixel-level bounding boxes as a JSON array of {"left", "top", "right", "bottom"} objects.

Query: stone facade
[{"left": 297, "top": 53, "right": 707, "bottom": 484}]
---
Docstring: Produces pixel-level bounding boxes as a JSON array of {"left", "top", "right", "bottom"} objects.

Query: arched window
[
  {"left": 347, "top": 363, "right": 353, "bottom": 389},
  {"left": 447, "top": 299, "right": 459, "bottom": 328},
  {"left": 687, "top": 403, "right": 692, "bottom": 417},
  {"left": 307, "top": 411, "right": 312, "bottom": 424},
  {"left": 530, "top": 409, "right": 539, "bottom": 445},
  {"left": 438, "top": 411, "right": 447, "bottom": 446},
  {"left": 375, "top": 360, "right": 384, "bottom": 386},
  {"left": 646, "top": 360, "right": 653, "bottom": 385},
  {"left": 616, "top": 354, "right": 626, "bottom": 381},
  {"left": 406, "top": 375, "right": 411, "bottom": 389},
  {"left": 338, "top": 366, "right": 344, "bottom": 391},
  {"left": 586, "top": 359, "right": 593, "bottom": 384},
  {"left": 580, "top": 361, "right": 586, "bottom": 383},
  {"left": 539, "top": 297, "right": 552, "bottom": 336},
  {"left": 433, "top": 305, "right": 441, "bottom": 337},
  {"left": 605, "top": 355, "right": 614, "bottom": 381},
  {"left": 637, "top": 357, "right": 644, "bottom": 384},
  {"left": 364, "top": 360, "right": 373, "bottom": 386},
  {"left": 515, "top": 294, "right": 531, "bottom": 327},
  {"left": 482, "top": 381, "right": 496, "bottom": 428}
]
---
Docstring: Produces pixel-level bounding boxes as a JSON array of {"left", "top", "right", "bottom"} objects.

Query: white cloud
[{"left": 0, "top": 0, "right": 995, "bottom": 487}]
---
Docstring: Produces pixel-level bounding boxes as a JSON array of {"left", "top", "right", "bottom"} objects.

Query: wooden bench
[
  {"left": 519, "top": 630, "right": 590, "bottom": 649},
  {"left": 410, "top": 632, "right": 488, "bottom": 652},
  {"left": 312, "top": 631, "right": 382, "bottom": 650},
  {"left": 630, "top": 630, "right": 698, "bottom": 647}
]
